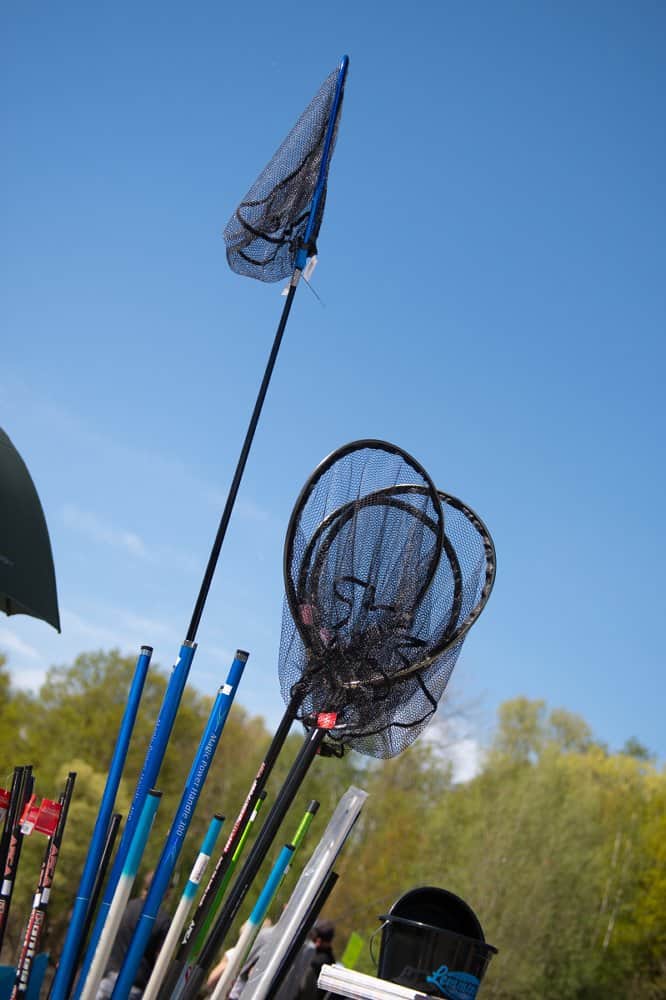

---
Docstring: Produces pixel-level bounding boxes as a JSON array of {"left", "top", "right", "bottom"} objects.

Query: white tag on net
[
  {"left": 303, "top": 255, "right": 318, "bottom": 282},
  {"left": 281, "top": 255, "right": 318, "bottom": 295}
]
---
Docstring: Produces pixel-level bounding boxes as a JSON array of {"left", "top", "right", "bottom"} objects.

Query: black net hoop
[
  {"left": 283, "top": 440, "right": 444, "bottom": 629},
  {"left": 278, "top": 444, "right": 496, "bottom": 758},
  {"left": 223, "top": 62, "right": 347, "bottom": 283},
  {"left": 343, "top": 489, "right": 495, "bottom": 757},
  {"left": 430, "top": 491, "right": 496, "bottom": 655},
  {"left": 295, "top": 486, "right": 450, "bottom": 643}
]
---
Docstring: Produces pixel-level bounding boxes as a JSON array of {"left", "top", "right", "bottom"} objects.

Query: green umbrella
[{"left": 0, "top": 427, "right": 60, "bottom": 632}]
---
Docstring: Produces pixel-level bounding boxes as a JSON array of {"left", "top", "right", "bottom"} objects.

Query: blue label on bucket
[{"left": 426, "top": 965, "right": 480, "bottom": 999}]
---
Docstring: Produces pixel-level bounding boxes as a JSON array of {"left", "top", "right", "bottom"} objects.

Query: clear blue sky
[{"left": 2, "top": 1, "right": 664, "bottom": 766}]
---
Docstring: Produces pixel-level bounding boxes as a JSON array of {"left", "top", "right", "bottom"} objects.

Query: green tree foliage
[
  {"left": 328, "top": 699, "right": 665, "bottom": 999},
  {"left": 0, "top": 652, "right": 664, "bottom": 997},
  {"left": 0, "top": 654, "right": 34, "bottom": 767},
  {"left": 621, "top": 737, "right": 654, "bottom": 762}
]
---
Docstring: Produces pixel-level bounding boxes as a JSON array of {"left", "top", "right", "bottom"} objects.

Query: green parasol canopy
[{"left": 0, "top": 427, "right": 60, "bottom": 632}]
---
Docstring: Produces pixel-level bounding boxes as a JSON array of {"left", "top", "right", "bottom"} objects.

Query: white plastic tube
[{"left": 240, "top": 786, "right": 368, "bottom": 1000}]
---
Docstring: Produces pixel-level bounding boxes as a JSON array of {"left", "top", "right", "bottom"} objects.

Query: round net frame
[
  {"left": 340, "top": 488, "right": 495, "bottom": 757},
  {"left": 279, "top": 444, "right": 496, "bottom": 758}
]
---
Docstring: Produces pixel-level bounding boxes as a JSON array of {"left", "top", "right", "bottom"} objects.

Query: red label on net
[{"left": 317, "top": 712, "right": 338, "bottom": 730}]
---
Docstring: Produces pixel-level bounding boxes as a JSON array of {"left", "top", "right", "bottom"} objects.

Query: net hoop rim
[
  {"left": 283, "top": 439, "right": 445, "bottom": 650},
  {"left": 287, "top": 486, "right": 495, "bottom": 702},
  {"left": 379, "top": 488, "right": 496, "bottom": 678},
  {"left": 292, "top": 490, "right": 463, "bottom": 694},
  {"left": 295, "top": 485, "right": 456, "bottom": 635},
  {"left": 358, "top": 490, "right": 497, "bottom": 687}
]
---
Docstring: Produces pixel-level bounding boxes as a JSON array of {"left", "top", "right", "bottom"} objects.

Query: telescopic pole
[
  {"left": 0, "top": 767, "right": 24, "bottom": 880},
  {"left": 141, "top": 813, "right": 225, "bottom": 1000},
  {"left": 187, "top": 52, "right": 349, "bottom": 640},
  {"left": 11, "top": 772, "right": 76, "bottom": 998},
  {"left": 186, "top": 792, "right": 267, "bottom": 962},
  {"left": 69, "top": 205, "right": 308, "bottom": 1000},
  {"left": 52, "top": 646, "right": 152, "bottom": 1000},
  {"left": 110, "top": 653, "right": 247, "bottom": 1000},
  {"left": 0, "top": 766, "right": 33, "bottom": 950},
  {"left": 86, "top": 812, "right": 122, "bottom": 936}
]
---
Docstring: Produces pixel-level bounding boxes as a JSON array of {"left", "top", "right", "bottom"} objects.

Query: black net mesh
[
  {"left": 223, "top": 64, "right": 346, "bottom": 282},
  {"left": 279, "top": 448, "right": 495, "bottom": 759}
]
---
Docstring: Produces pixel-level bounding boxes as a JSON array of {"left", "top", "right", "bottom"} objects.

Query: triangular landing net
[{"left": 224, "top": 59, "right": 348, "bottom": 282}]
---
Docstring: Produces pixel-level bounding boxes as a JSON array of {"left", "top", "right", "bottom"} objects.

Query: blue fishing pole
[
  {"left": 52, "top": 646, "right": 152, "bottom": 999},
  {"left": 110, "top": 651, "right": 247, "bottom": 999}
]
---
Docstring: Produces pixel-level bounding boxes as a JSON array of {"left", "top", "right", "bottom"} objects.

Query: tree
[
  {"left": 0, "top": 652, "right": 35, "bottom": 769},
  {"left": 492, "top": 697, "right": 546, "bottom": 763},
  {"left": 547, "top": 707, "right": 593, "bottom": 752},
  {"left": 620, "top": 737, "right": 654, "bottom": 762}
]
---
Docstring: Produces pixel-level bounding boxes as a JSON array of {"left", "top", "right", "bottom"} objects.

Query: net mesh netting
[
  {"left": 223, "top": 65, "right": 345, "bottom": 283},
  {"left": 278, "top": 442, "right": 495, "bottom": 758},
  {"left": 345, "top": 490, "right": 495, "bottom": 759}
]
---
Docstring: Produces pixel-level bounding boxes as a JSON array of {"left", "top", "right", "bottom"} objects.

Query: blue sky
[{"left": 2, "top": 1, "right": 665, "bottom": 767}]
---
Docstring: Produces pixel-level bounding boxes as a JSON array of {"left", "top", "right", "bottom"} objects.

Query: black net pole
[
  {"left": 0, "top": 767, "right": 24, "bottom": 883},
  {"left": 181, "top": 725, "right": 327, "bottom": 999},
  {"left": 186, "top": 281, "right": 298, "bottom": 642}
]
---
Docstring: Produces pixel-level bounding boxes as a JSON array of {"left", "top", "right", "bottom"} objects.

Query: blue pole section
[
  {"left": 77, "top": 791, "right": 162, "bottom": 1000},
  {"left": 294, "top": 54, "right": 349, "bottom": 272},
  {"left": 184, "top": 814, "right": 225, "bottom": 902},
  {"left": 208, "top": 843, "right": 295, "bottom": 1000},
  {"left": 141, "top": 814, "right": 225, "bottom": 1000},
  {"left": 51, "top": 646, "right": 153, "bottom": 1000},
  {"left": 110, "top": 650, "right": 248, "bottom": 1000},
  {"left": 71, "top": 641, "right": 198, "bottom": 1000},
  {"left": 250, "top": 844, "right": 295, "bottom": 926},
  {"left": 122, "top": 791, "right": 162, "bottom": 879}
]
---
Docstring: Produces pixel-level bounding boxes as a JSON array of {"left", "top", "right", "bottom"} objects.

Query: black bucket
[{"left": 377, "top": 887, "right": 497, "bottom": 999}]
